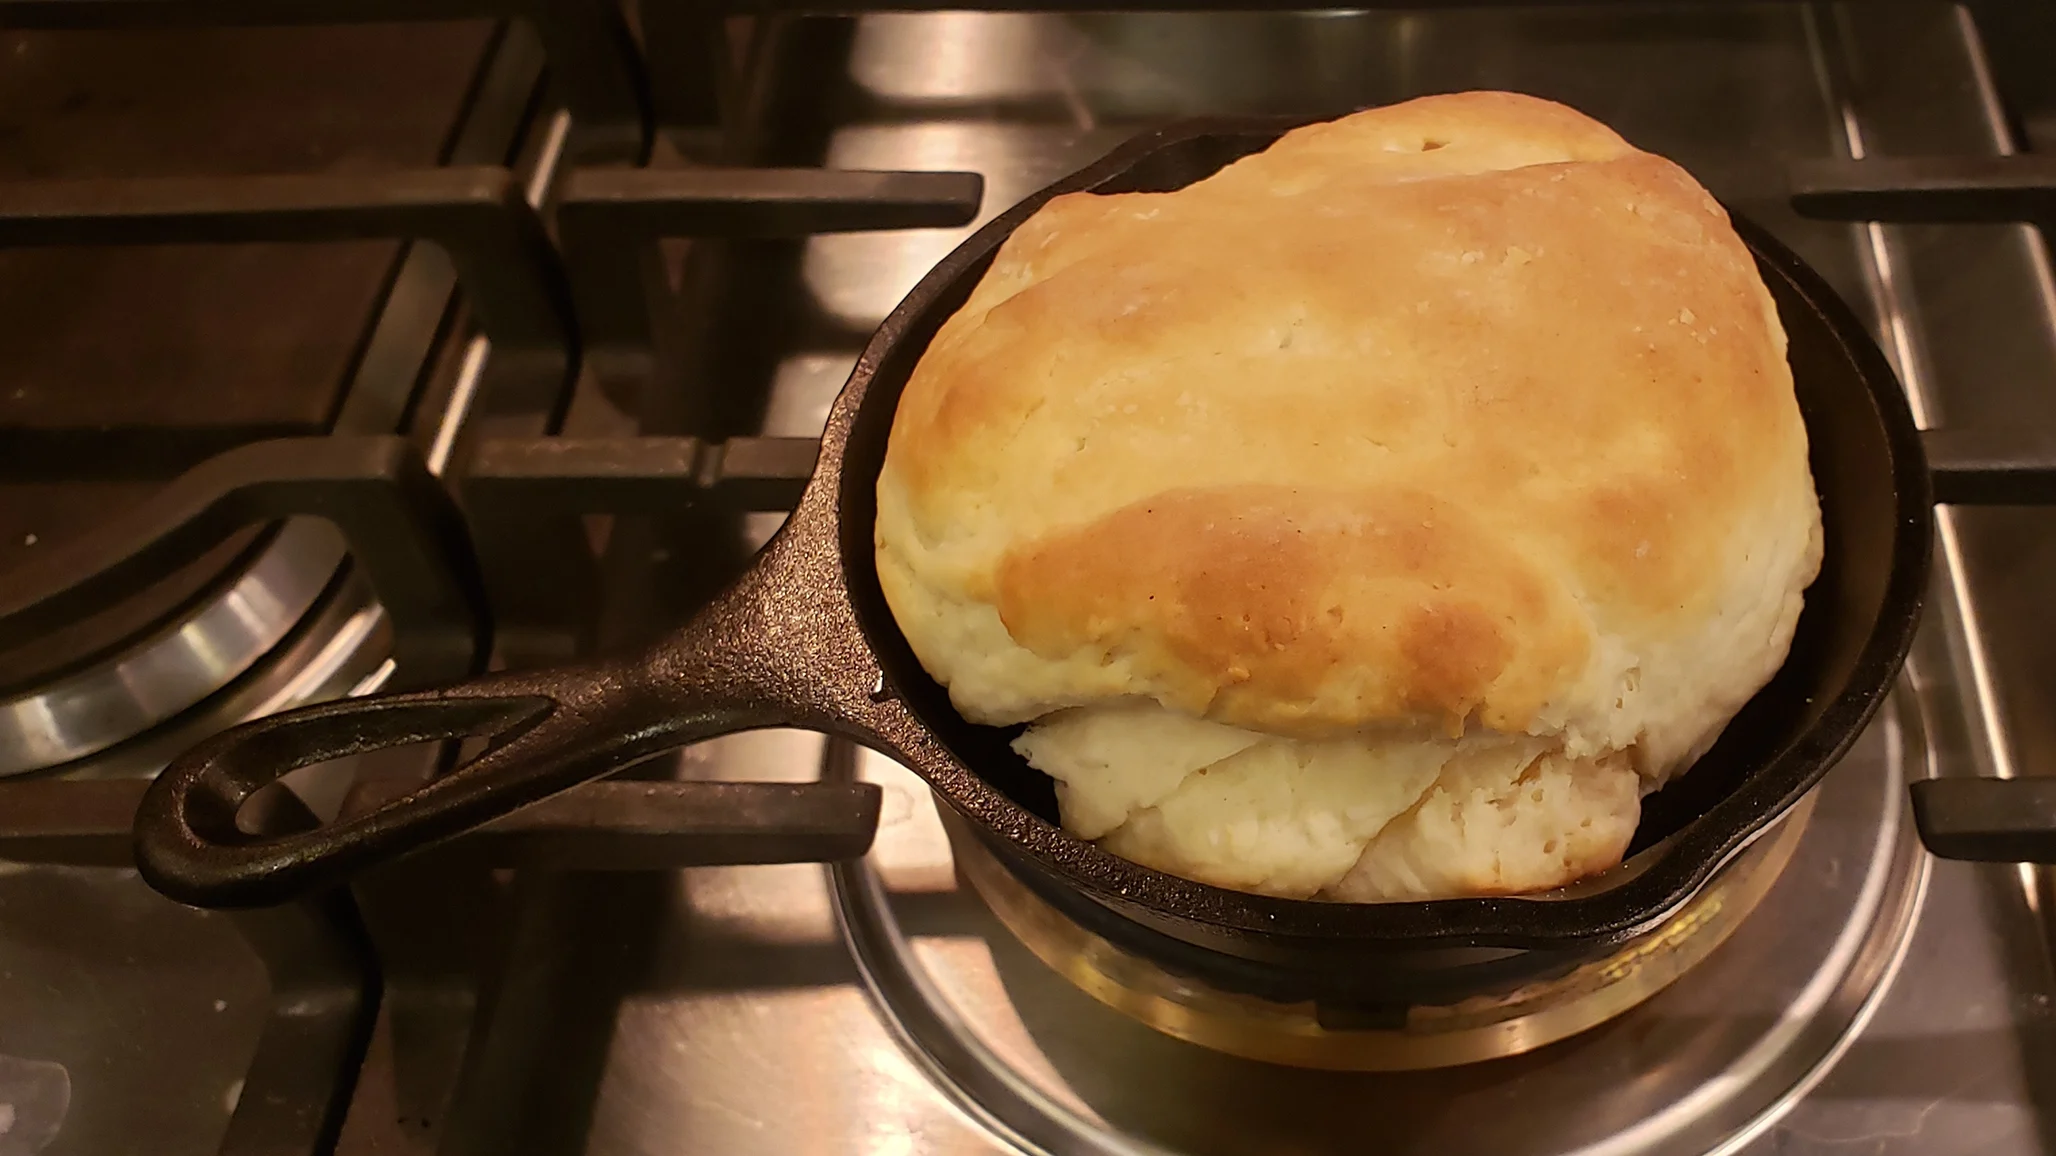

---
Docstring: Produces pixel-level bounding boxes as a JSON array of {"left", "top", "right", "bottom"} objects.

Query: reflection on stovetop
[{"left": 2, "top": 2, "right": 2056, "bottom": 1154}]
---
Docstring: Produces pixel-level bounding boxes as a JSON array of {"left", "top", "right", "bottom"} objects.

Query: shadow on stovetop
[{"left": 425, "top": 871, "right": 674, "bottom": 1156}]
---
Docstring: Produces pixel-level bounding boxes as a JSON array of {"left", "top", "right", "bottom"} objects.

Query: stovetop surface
[
  {"left": 4, "top": 3, "right": 2056, "bottom": 1154},
  {"left": 572, "top": 6, "right": 2056, "bottom": 1153}
]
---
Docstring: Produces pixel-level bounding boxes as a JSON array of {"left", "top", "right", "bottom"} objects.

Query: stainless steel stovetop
[{"left": 2, "top": 4, "right": 2054, "bottom": 1154}]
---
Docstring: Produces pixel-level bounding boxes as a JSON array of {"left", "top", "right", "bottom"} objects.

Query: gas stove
[{"left": 1, "top": 3, "right": 2054, "bottom": 1154}]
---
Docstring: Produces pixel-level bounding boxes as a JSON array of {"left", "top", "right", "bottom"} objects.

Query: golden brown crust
[
  {"left": 993, "top": 485, "right": 1589, "bottom": 736},
  {"left": 875, "top": 91, "right": 1819, "bottom": 780}
]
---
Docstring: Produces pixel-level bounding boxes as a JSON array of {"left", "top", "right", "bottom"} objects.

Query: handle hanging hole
[{"left": 234, "top": 739, "right": 460, "bottom": 838}]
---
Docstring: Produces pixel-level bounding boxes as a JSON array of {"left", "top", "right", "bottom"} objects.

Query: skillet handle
[{"left": 134, "top": 518, "right": 889, "bottom": 907}]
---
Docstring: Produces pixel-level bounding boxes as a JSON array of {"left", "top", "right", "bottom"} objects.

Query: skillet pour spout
[{"left": 133, "top": 118, "right": 2056, "bottom": 983}]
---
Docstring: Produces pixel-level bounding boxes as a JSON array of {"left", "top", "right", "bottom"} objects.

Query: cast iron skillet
[{"left": 135, "top": 117, "right": 1948, "bottom": 998}]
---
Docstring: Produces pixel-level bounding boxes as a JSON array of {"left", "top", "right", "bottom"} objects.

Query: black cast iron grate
[{"left": 0, "top": 3, "right": 2054, "bottom": 1154}]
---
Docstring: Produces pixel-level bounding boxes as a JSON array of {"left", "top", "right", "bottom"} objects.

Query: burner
[
  {"left": 0, "top": 23, "right": 529, "bottom": 776},
  {"left": 836, "top": 685, "right": 1927, "bottom": 1153},
  {"left": 944, "top": 794, "right": 1813, "bottom": 1071}
]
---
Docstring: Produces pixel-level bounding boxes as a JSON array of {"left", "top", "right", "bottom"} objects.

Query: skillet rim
[{"left": 823, "top": 115, "right": 1935, "bottom": 947}]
